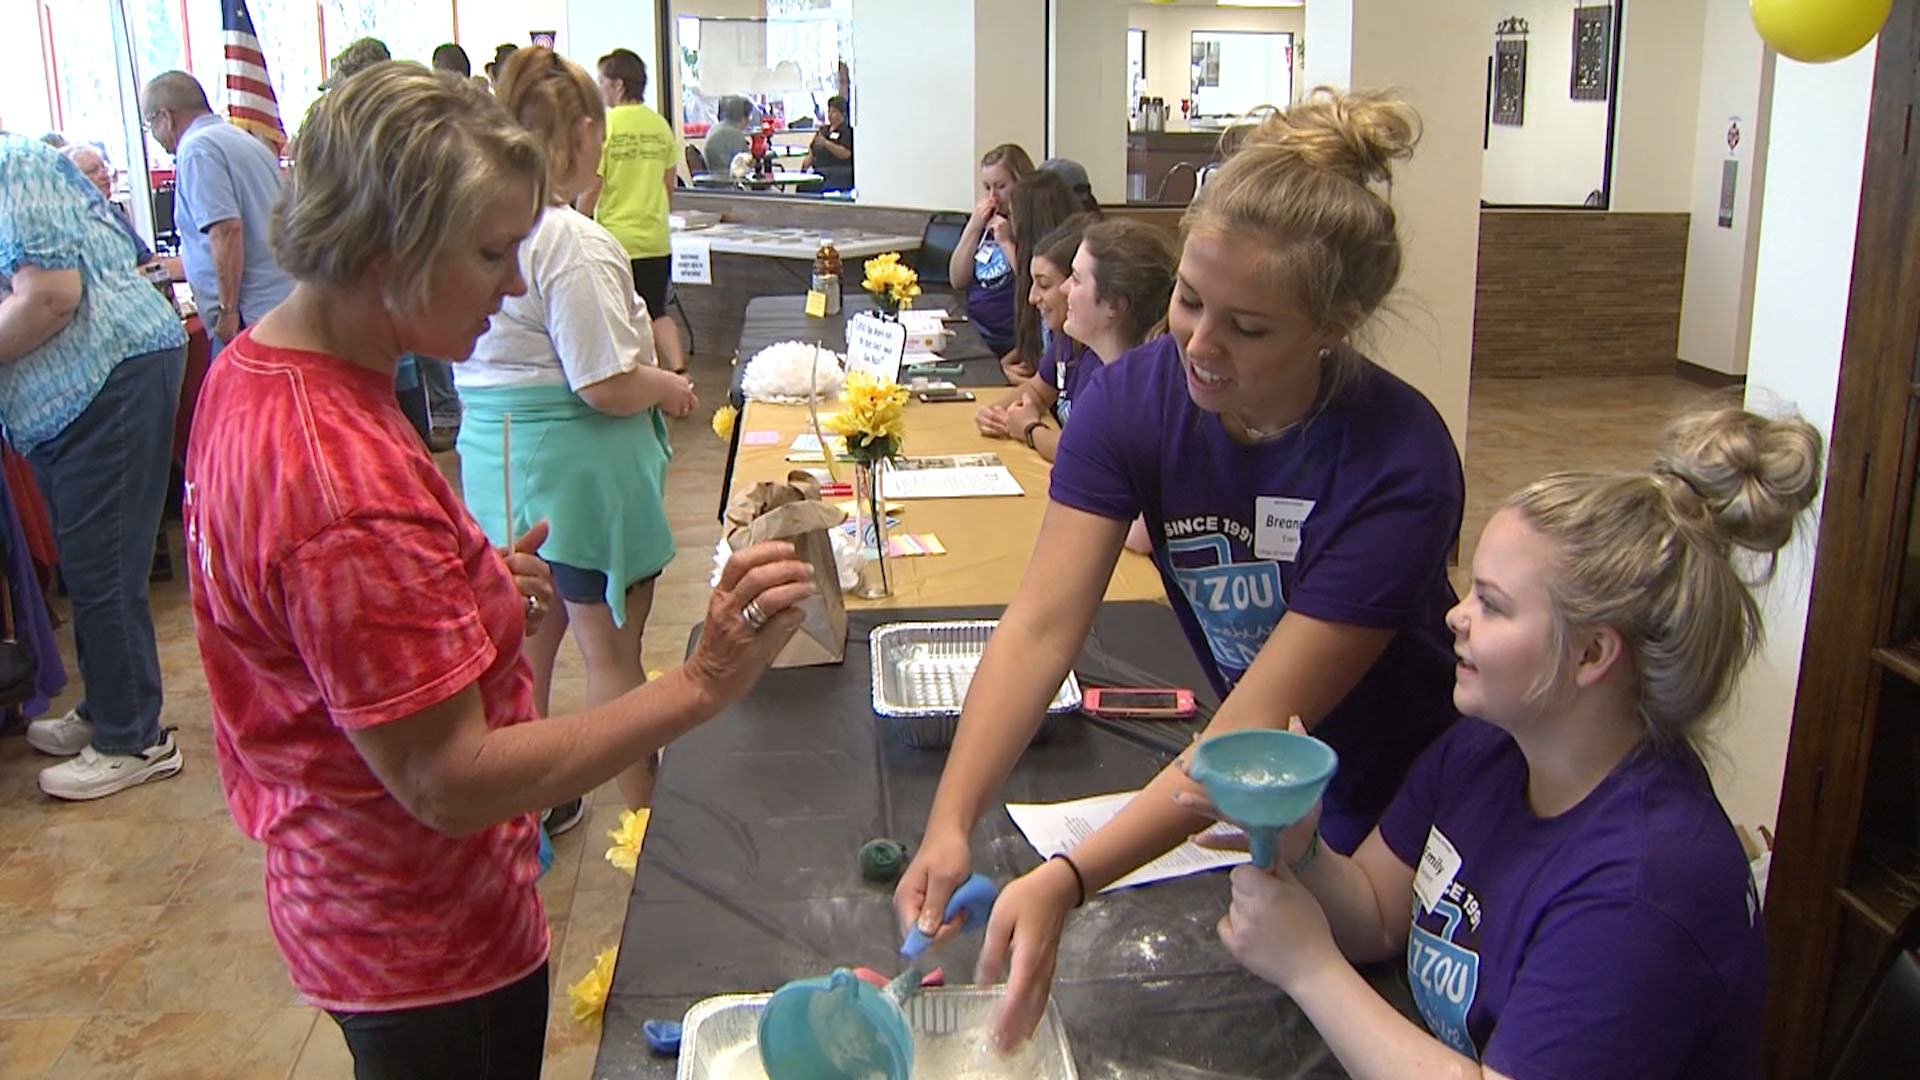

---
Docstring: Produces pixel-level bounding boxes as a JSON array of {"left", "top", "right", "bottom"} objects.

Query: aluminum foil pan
[
  {"left": 677, "top": 988, "right": 1079, "bottom": 1079},
  {"left": 870, "top": 621, "right": 1081, "bottom": 748}
]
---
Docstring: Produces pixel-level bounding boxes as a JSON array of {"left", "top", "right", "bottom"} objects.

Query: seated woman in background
[
  {"left": 897, "top": 89, "right": 1465, "bottom": 1051},
  {"left": 1198, "top": 405, "right": 1816, "bottom": 1079},
  {"left": 458, "top": 47, "right": 699, "bottom": 822},
  {"left": 1004, "top": 169, "right": 1086, "bottom": 383},
  {"left": 998, "top": 218, "right": 1174, "bottom": 462},
  {"left": 975, "top": 214, "right": 1092, "bottom": 448},
  {"left": 947, "top": 143, "right": 1032, "bottom": 379},
  {"left": 184, "top": 62, "right": 812, "bottom": 1078}
]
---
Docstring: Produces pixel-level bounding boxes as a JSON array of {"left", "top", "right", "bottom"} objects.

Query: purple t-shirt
[
  {"left": 1051, "top": 335, "right": 1461, "bottom": 851},
  {"left": 966, "top": 231, "right": 1016, "bottom": 350},
  {"left": 1379, "top": 720, "right": 1765, "bottom": 1079},
  {"left": 1038, "top": 335, "right": 1099, "bottom": 427}
]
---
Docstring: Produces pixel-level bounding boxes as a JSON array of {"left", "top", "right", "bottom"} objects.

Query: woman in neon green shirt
[{"left": 582, "top": 48, "right": 688, "bottom": 376}]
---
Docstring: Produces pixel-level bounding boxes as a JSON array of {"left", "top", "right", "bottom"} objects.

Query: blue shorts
[{"left": 548, "top": 559, "right": 663, "bottom": 606}]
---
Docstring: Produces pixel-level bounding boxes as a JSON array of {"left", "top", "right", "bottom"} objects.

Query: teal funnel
[
  {"left": 1188, "top": 730, "right": 1338, "bottom": 870},
  {"left": 759, "top": 874, "right": 997, "bottom": 1080}
]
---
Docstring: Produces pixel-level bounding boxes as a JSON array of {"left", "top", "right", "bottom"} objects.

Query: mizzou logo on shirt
[{"left": 1164, "top": 531, "right": 1285, "bottom": 678}]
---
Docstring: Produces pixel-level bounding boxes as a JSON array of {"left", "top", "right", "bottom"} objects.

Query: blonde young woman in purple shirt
[
  {"left": 1189, "top": 406, "right": 1815, "bottom": 1078},
  {"left": 897, "top": 89, "right": 1465, "bottom": 1049}
]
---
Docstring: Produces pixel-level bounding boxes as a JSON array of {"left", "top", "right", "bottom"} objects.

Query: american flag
[{"left": 222, "top": 0, "right": 287, "bottom": 155}]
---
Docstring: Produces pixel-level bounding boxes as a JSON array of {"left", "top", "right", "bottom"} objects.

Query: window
[
  {"left": 1128, "top": 28, "right": 1146, "bottom": 117},
  {"left": 670, "top": 0, "right": 852, "bottom": 136},
  {"left": 1188, "top": 30, "right": 1292, "bottom": 119}
]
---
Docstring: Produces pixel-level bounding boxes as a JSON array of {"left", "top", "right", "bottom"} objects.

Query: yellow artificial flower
[
  {"left": 824, "top": 370, "right": 909, "bottom": 462},
  {"left": 568, "top": 947, "right": 618, "bottom": 1025},
  {"left": 711, "top": 403, "right": 737, "bottom": 442},
  {"left": 861, "top": 251, "right": 920, "bottom": 305},
  {"left": 605, "top": 807, "right": 650, "bottom": 875}
]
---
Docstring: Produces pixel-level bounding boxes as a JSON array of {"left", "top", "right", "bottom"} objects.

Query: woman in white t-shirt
[{"left": 455, "top": 48, "right": 698, "bottom": 822}]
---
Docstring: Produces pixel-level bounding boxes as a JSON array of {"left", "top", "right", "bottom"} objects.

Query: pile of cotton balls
[{"left": 740, "top": 341, "right": 846, "bottom": 404}]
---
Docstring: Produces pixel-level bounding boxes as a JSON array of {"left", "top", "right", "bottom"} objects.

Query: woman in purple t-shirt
[
  {"left": 896, "top": 89, "right": 1465, "bottom": 1050},
  {"left": 947, "top": 144, "right": 1032, "bottom": 378},
  {"left": 977, "top": 218, "right": 1173, "bottom": 461},
  {"left": 1193, "top": 406, "right": 1819, "bottom": 1078}
]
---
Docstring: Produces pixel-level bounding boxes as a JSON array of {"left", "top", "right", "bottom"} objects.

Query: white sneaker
[
  {"left": 38, "top": 729, "right": 183, "bottom": 801},
  {"left": 25, "top": 708, "right": 92, "bottom": 756}
]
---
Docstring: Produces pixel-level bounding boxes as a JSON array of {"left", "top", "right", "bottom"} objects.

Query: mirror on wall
[{"left": 1480, "top": 0, "right": 1624, "bottom": 208}]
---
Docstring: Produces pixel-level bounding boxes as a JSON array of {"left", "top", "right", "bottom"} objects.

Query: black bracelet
[
  {"left": 1049, "top": 852, "right": 1087, "bottom": 908},
  {"left": 1022, "top": 420, "right": 1046, "bottom": 450}
]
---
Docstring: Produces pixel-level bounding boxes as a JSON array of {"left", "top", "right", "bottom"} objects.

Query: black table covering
[
  {"left": 730, "top": 293, "right": 1006, "bottom": 408},
  {"left": 593, "top": 602, "right": 1413, "bottom": 1078}
]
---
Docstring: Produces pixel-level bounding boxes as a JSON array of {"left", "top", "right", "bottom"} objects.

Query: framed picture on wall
[
  {"left": 1493, "top": 18, "right": 1527, "bottom": 127},
  {"left": 1570, "top": 4, "right": 1612, "bottom": 101}
]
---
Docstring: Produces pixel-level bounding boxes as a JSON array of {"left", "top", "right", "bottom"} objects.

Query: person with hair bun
[
  {"left": 459, "top": 46, "right": 700, "bottom": 822},
  {"left": 897, "top": 88, "right": 1466, "bottom": 1049},
  {"left": 183, "top": 63, "right": 813, "bottom": 1076},
  {"left": 1191, "top": 405, "right": 1817, "bottom": 1078}
]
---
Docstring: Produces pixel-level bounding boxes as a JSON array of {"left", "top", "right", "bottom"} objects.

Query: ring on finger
[
  {"left": 742, "top": 597, "right": 770, "bottom": 631},
  {"left": 525, "top": 594, "right": 540, "bottom": 621}
]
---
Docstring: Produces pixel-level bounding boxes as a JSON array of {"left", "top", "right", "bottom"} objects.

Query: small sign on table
[
  {"left": 845, "top": 312, "right": 907, "bottom": 383},
  {"left": 669, "top": 234, "right": 712, "bottom": 285}
]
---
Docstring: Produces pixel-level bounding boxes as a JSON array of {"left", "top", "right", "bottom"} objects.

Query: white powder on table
[{"left": 710, "top": 1031, "right": 1048, "bottom": 1080}]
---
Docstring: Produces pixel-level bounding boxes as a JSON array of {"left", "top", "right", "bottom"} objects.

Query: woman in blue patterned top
[{"left": 0, "top": 130, "right": 190, "bottom": 802}]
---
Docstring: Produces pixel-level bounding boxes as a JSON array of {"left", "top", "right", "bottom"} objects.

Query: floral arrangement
[
  {"left": 566, "top": 804, "right": 653, "bottom": 1025},
  {"left": 861, "top": 251, "right": 921, "bottom": 316},
  {"left": 567, "top": 947, "right": 618, "bottom": 1025},
  {"left": 825, "top": 370, "right": 910, "bottom": 463}
]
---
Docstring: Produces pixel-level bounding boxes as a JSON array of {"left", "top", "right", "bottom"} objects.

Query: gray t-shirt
[{"left": 704, "top": 123, "right": 749, "bottom": 172}]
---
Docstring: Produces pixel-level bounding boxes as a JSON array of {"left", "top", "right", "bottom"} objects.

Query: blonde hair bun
[
  {"left": 1241, "top": 87, "right": 1421, "bottom": 188},
  {"left": 1654, "top": 407, "right": 1823, "bottom": 556}
]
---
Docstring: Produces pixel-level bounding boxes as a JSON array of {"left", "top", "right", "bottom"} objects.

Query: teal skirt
[{"left": 457, "top": 383, "right": 675, "bottom": 625}]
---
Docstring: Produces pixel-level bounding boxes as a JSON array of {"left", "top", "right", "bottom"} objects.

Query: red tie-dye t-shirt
[{"left": 184, "top": 330, "right": 547, "bottom": 1012}]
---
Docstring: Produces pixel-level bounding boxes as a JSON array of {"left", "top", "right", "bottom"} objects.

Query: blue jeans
[{"left": 27, "top": 346, "right": 186, "bottom": 755}]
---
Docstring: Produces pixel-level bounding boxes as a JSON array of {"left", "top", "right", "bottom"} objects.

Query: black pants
[{"left": 330, "top": 963, "right": 549, "bottom": 1080}]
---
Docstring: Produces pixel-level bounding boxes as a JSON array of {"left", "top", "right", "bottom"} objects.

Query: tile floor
[{"left": 0, "top": 369, "right": 1728, "bottom": 1079}]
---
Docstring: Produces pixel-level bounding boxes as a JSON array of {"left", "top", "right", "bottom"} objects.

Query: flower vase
[{"left": 852, "top": 460, "right": 893, "bottom": 599}]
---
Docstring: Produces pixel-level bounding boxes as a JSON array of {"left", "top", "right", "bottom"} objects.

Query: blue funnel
[
  {"left": 759, "top": 874, "right": 998, "bottom": 1080},
  {"left": 1188, "top": 730, "right": 1338, "bottom": 870}
]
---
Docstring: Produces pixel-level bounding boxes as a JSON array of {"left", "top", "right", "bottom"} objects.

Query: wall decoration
[
  {"left": 1570, "top": 5, "right": 1612, "bottom": 102},
  {"left": 1493, "top": 17, "right": 1529, "bottom": 127}
]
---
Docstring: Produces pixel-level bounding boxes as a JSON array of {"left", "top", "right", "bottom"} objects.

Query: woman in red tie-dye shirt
[{"left": 183, "top": 64, "right": 813, "bottom": 1080}]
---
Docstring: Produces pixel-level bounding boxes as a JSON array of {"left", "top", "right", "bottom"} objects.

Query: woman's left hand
[
  {"left": 502, "top": 521, "right": 557, "bottom": 634},
  {"left": 977, "top": 857, "right": 1080, "bottom": 1052},
  {"left": 1218, "top": 862, "right": 1342, "bottom": 993}
]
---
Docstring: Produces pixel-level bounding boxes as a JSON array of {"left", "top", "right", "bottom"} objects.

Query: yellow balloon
[{"left": 1751, "top": 0, "right": 1893, "bottom": 63}]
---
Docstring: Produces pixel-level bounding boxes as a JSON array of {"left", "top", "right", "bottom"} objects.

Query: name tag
[
  {"left": 1254, "top": 496, "right": 1316, "bottom": 562},
  {"left": 1413, "top": 826, "right": 1463, "bottom": 915}
]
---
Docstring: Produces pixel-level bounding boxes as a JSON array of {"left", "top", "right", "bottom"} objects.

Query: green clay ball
[{"left": 858, "top": 838, "right": 907, "bottom": 882}]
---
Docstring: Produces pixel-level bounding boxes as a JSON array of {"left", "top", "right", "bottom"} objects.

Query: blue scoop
[
  {"left": 1188, "top": 729, "right": 1339, "bottom": 870},
  {"left": 758, "top": 873, "right": 998, "bottom": 1080}
]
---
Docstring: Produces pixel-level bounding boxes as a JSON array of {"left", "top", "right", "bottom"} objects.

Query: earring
[{"left": 1317, "top": 346, "right": 1334, "bottom": 362}]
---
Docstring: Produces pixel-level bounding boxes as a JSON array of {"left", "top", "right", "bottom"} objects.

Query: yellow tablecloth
[{"left": 729, "top": 398, "right": 1166, "bottom": 608}]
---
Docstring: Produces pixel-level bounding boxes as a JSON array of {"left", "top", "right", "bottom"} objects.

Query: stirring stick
[
  {"left": 502, "top": 413, "right": 515, "bottom": 539},
  {"left": 807, "top": 342, "right": 841, "bottom": 483}
]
